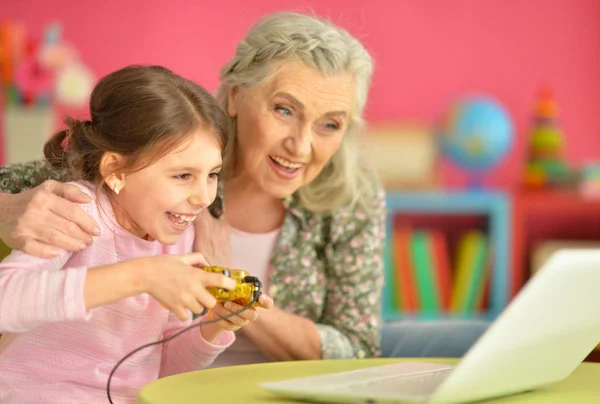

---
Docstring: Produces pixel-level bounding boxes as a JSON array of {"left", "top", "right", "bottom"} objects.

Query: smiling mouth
[
  {"left": 166, "top": 212, "right": 198, "bottom": 229},
  {"left": 269, "top": 155, "right": 304, "bottom": 173}
]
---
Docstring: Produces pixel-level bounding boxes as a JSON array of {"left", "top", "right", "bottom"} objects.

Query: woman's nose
[{"left": 287, "top": 125, "right": 312, "bottom": 156}]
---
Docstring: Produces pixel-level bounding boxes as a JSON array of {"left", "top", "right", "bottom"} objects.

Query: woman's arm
[
  {"left": 240, "top": 306, "right": 321, "bottom": 360},
  {"left": 0, "top": 160, "right": 69, "bottom": 194},
  {"left": 317, "top": 187, "right": 386, "bottom": 359}
]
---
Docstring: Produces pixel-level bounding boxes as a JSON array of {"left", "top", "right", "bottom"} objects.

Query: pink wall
[{"left": 2, "top": 0, "right": 599, "bottom": 189}]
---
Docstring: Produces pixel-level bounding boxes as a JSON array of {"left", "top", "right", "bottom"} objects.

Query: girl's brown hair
[{"left": 44, "top": 65, "right": 228, "bottom": 186}]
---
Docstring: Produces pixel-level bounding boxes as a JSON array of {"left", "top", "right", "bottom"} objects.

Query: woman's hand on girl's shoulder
[{"left": 0, "top": 180, "right": 99, "bottom": 258}]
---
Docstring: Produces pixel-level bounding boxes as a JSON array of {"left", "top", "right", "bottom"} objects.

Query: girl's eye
[
  {"left": 274, "top": 105, "right": 292, "bottom": 117},
  {"left": 174, "top": 174, "right": 191, "bottom": 180},
  {"left": 209, "top": 172, "right": 220, "bottom": 180}
]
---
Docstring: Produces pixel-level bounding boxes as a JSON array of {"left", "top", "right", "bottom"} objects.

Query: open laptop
[{"left": 261, "top": 249, "right": 600, "bottom": 404}]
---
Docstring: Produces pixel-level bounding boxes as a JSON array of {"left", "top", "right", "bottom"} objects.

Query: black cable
[{"left": 106, "top": 295, "right": 259, "bottom": 404}]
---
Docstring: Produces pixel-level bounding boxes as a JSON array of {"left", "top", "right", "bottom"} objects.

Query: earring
[{"left": 114, "top": 184, "right": 120, "bottom": 195}]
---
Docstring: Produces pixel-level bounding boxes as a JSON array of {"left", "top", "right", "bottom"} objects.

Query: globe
[{"left": 439, "top": 97, "right": 514, "bottom": 174}]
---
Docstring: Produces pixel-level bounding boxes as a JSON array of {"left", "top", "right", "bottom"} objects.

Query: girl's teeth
[
  {"left": 170, "top": 213, "right": 197, "bottom": 222},
  {"left": 271, "top": 156, "right": 302, "bottom": 169}
]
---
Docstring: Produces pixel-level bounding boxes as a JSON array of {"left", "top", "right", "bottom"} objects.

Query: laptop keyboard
[{"left": 341, "top": 368, "right": 453, "bottom": 397}]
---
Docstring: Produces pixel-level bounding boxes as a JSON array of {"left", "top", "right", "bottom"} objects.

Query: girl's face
[
  {"left": 227, "top": 61, "right": 356, "bottom": 199},
  {"left": 109, "top": 129, "right": 222, "bottom": 245}
]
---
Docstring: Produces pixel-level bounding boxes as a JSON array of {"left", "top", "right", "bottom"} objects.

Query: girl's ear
[
  {"left": 227, "top": 85, "right": 240, "bottom": 118},
  {"left": 100, "top": 152, "right": 127, "bottom": 194}
]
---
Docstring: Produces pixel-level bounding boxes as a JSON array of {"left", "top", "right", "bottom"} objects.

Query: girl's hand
[
  {"left": 142, "top": 253, "right": 236, "bottom": 321},
  {"left": 200, "top": 294, "right": 274, "bottom": 342}
]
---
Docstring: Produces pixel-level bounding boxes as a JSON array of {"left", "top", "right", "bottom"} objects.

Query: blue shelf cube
[{"left": 383, "top": 190, "right": 511, "bottom": 321}]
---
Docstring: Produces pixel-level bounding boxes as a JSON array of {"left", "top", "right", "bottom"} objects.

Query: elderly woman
[{"left": 0, "top": 12, "right": 487, "bottom": 364}]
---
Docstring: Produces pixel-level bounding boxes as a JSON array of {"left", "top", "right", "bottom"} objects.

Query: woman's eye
[
  {"left": 209, "top": 172, "right": 220, "bottom": 180},
  {"left": 173, "top": 174, "right": 191, "bottom": 180},
  {"left": 274, "top": 105, "right": 292, "bottom": 117},
  {"left": 319, "top": 120, "right": 341, "bottom": 133}
]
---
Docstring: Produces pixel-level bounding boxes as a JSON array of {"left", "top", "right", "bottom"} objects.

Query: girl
[{"left": 0, "top": 65, "right": 272, "bottom": 403}]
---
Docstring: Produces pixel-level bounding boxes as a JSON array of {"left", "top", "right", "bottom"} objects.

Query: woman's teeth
[{"left": 270, "top": 155, "right": 303, "bottom": 169}]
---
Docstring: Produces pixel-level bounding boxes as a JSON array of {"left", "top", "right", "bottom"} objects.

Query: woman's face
[{"left": 227, "top": 61, "right": 356, "bottom": 199}]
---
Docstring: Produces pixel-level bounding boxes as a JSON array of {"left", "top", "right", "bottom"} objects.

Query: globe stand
[{"left": 466, "top": 173, "right": 486, "bottom": 191}]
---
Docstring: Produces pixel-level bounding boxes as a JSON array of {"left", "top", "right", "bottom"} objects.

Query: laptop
[{"left": 261, "top": 249, "right": 600, "bottom": 403}]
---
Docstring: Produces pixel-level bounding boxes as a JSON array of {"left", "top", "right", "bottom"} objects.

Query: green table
[{"left": 137, "top": 358, "right": 600, "bottom": 403}]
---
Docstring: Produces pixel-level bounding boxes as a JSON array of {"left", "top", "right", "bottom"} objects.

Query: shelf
[
  {"left": 383, "top": 190, "right": 511, "bottom": 321},
  {"left": 382, "top": 311, "right": 494, "bottom": 323},
  {"left": 516, "top": 189, "right": 600, "bottom": 214},
  {"left": 512, "top": 189, "right": 600, "bottom": 294}
]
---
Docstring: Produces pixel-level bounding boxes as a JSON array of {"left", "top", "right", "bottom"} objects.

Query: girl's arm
[
  {"left": 158, "top": 312, "right": 235, "bottom": 378},
  {"left": 159, "top": 294, "right": 274, "bottom": 377},
  {"left": 0, "top": 249, "right": 232, "bottom": 333},
  {"left": 0, "top": 250, "right": 144, "bottom": 333}
]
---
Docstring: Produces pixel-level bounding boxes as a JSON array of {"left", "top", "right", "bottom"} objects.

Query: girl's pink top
[{"left": 0, "top": 182, "right": 234, "bottom": 403}]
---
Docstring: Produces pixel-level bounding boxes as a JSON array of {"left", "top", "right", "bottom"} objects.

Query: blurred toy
[
  {"left": 579, "top": 163, "right": 600, "bottom": 198},
  {"left": 13, "top": 39, "right": 54, "bottom": 105},
  {"left": 438, "top": 96, "right": 514, "bottom": 189},
  {"left": 202, "top": 266, "right": 263, "bottom": 307},
  {"left": 522, "top": 87, "right": 572, "bottom": 189},
  {"left": 5, "top": 21, "right": 94, "bottom": 108},
  {"left": 0, "top": 21, "right": 26, "bottom": 105},
  {"left": 54, "top": 61, "right": 95, "bottom": 107}
]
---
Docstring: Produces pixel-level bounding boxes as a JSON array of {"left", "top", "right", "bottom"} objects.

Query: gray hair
[{"left": 215, "top": 12, "right": 378, "bottom": 214}]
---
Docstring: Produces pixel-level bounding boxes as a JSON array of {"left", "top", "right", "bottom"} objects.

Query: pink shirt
[{"left": 0, "top": 182, "right": 234, "bottom": 403}]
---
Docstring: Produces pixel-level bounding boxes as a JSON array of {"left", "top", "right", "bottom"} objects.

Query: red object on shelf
[{"left": 511, "top": 189, "right": 600, "bottom": 296}]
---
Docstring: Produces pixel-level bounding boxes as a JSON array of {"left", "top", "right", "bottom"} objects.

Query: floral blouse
[{"left": 0, "top": 160, "right": 386, "bottom": 359}]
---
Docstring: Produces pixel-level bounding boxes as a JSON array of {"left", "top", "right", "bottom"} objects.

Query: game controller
[{"left": 203, "top": 266, "right": 262, "bottom": 307}]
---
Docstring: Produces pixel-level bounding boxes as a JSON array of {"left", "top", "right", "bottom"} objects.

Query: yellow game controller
[{"left": 203, "top": 266, "right": 262, "bottom": 307}]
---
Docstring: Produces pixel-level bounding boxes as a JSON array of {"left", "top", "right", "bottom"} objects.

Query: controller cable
[{"left": 106, "top": 293, "right": 259, "bottom": 404}]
